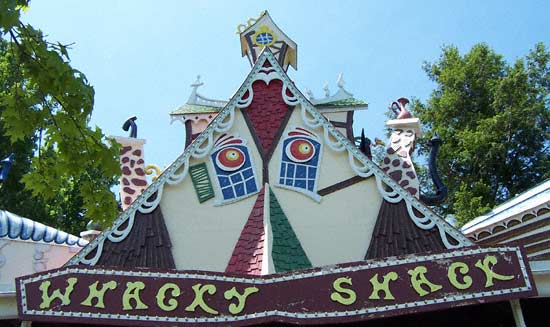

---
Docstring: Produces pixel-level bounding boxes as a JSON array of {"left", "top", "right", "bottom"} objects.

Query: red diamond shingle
[{"left": 225, "top": 187, "right": 265, "bottom": 275}]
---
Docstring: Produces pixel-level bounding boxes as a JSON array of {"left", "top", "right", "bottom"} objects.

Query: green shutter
[{"left": 189, "top": 163, "right": 215, "bottom": 203}]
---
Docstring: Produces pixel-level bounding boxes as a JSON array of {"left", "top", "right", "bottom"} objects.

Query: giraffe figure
[{"left": 380, "top": 98, "right": 419, "bottom": 197}]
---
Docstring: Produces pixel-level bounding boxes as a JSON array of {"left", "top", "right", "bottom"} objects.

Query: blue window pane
[
  {"left": 230, "top": 173, "right": 243, "bottom": 183},
  {"left": 279, "top": 178, "right": 285, "bottom": 185},
  {"left": 246, "top": 178, "right": 257, "bottom": 193},
  {"left": 310, "top": 143, "right": 321, "bottom": 165},
  {"left": 296, "top": 165, "right": 307, "bottom": 178},
  {"left": 218, "top": 176, "right": 231, "bottom": 187},
  {"left": 222, "top": 187, "right": 235, "bottom": 200},
  {"left": 308, "top": 180, "right": 315, "bottom": 191},
  {"left": 294, "top": 179, "right": 306, "bottom": 189},
  {"left": 234, "top": 183, "right": 245, "bottom": 197},
  {"left": 308, "top": 167, "right": 317, "bottom": 179},
  {"left": 280, "top": 164, "right": 286, "bottom": 178},
  {"left": 286, "top": 164, "right": 295, "bottom": 178},
  {"left": 242, "top": 167, "right": 253, "bottom": 179},
  {"left": 255, "top": 33, "right": 273, "bottom": 45},
  {"left": 285, "top": 179, "right": 293, "bottom": 186}
]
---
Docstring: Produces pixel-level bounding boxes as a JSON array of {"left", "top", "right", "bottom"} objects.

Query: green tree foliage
[
  {"left": 412, "top": 43, "right": 550, "bottom": 226},
  {"left": 0, "top": 1, "right": 120, "bottom": 232}
]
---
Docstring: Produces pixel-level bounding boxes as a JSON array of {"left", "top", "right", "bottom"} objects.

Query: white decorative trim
[
  {"left": 236, "top": 87, "right": 254, "bottom": 108},
  {"left": 170, "top": 113, "right": 218, "bottom": 125},
  {"left": 68, "top": 48, "right": 472, "bottom": 267},
  {"left": 256, "top": 65, "right": 279, "bottom": 85},
  {"left": 465, "top": 203, "right": 550, "bottom": 241}
]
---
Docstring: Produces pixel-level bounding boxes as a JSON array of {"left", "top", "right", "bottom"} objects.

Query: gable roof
[
  {"left": 67, "top": 47, "right": 472, "bottom": 267},
  {"left": 462, "top": 179, "right": 550, "bottom": 234},
  {"left": 462, "top": 179, "right": 550, "bottom": 261}
]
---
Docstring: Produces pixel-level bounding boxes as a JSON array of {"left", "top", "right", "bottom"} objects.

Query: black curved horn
[
  {"left": 358, "top": 129, "right": 372, "bottom": 159},
  {"left": 122, "top": 116, "right": 138, "bottom": 138},
  {"left": 420, "top": 133, "right": 448, "bottom": 205}
]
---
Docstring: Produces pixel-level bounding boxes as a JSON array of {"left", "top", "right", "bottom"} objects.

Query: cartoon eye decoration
[
  {"left": 285, "top": 139, "right": 315, "bottom": 163},
  {"left": 216, "top": 147, "right": 245, "bottom": 171},
  {"left": 210, "top": 134, "right": 259, "bottom": 205},
  {"left": 276, "top": 128, "right": 322, "bottom": 202}
]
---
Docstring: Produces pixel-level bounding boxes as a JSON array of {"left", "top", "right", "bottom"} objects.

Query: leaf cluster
[
  {"left": 0, "top": 1, "right": 120, "bottom": 230},
  {"left": 411, "top": 43, "right": 550, "bottom": 226}
]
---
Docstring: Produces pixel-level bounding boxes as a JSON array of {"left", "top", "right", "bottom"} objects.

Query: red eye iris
[
  {"left": 216, "top": 147, "right": 245, "bottom": 171},
  {"left": 286, "top": 139, "right": 315, "bottom": 163}
]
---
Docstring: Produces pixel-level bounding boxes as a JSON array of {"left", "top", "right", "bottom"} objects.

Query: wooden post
[{"left": 510, "top": 299, "right": 526, "bottom": 327}]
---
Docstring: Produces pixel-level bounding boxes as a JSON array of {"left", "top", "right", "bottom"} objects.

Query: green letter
[
  {"left": 224, "top": 286, "right": 259, "bottom": 315},
  {"left": 81, "top": 281, "right": 117, "bottom": 308},
  {"left": 39, "top": 277, "right": 78, "bottom": 309},
  {"left": 156, "top": 283, "right": 181, "bottom": 312},
  {"left": 330, "top": 277, "right": 356, "bottom": 305},
  {"left": 448, "top": 262, "right": 473, "bottom": 290},
  {"left": 408, "top": 266, "right": 442, "bottom": 296},
  {"left": 369, "top": 272, "right": 398, "bottom": 300},
  {"left": 474, "top": 255, "right": 514, "bottom": 287},
  {"left": 185, "top": 283, "right": 218, "bottom": 315},
  {"left": 122, "top": 281, "right": 148, "bottom": 310}
]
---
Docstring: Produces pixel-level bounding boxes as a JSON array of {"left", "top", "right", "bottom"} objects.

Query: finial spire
[
  {"left": 305, "top": 89, "right": 315, "bottom": 100},
  {"left": 323, "top": 83, "right": 330, "bottom": 98},
  {"left": 191, "top": 75, "right": 203, "bottom": 90},
  {"left": 337, "top": 73, "right": 345, "bottom": 89}
]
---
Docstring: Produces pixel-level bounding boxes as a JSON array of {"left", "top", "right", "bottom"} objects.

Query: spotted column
[{"left": 114, "top": 136, "right": 148, "bottom": 210}]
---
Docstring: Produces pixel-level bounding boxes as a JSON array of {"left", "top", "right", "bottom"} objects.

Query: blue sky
[{"left": 21, "top": 0, "right": 550, "bottom": 169}]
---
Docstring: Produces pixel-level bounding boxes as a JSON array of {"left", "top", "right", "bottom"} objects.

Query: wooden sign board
[{"left": 17, "top": 247, "right": 536, "bottom": 326}]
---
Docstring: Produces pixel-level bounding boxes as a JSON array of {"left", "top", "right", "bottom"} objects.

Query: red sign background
[{"left": 17, "top": 247, "right": 536, "bottom": 326}]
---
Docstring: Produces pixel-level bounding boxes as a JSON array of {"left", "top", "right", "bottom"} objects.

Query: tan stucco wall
[
  {"left": 267, "top": 107, "right": 382, "bottom": 267},
  {"left": 161, "top": 110, "right": 263, "bottom": 272},
  {"left": 269, "top": 179, "right": 381, "bottom": 267},
  {"left": 0, "top": 238, "right": 82, "bottom": 319},
  {"left": 0, "top": 239, "right": 80, "bottom": 292},
  {"left": 161, "top": 106, "right": 382, "bottom": 272},
  {"left": 322, "top": 111, "right": 348, "bottom": 122}
]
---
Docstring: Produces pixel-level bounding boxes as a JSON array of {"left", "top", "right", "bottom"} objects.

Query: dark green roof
[
  {"left": 170, "top": 104, "right": 223, "bottom": 115},
  {"left": 315, "top": 97, "right": 368, "bottom": 108}
]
